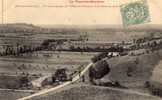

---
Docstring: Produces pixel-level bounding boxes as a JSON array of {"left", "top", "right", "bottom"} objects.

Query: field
[
  {"left": 0, "top": 24, "right": 162, "bottom": 100},
  {"left": 30, "top": 84, "right": 161, "bottom": 100},
  {"left": 0, "top": 51, "right": 95, "bottom": 75},
  {"left": 0, "top": 90, "right": 32, "bottom": 100}
]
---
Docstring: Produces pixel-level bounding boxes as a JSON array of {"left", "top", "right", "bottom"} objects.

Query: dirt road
[{"left": 18, "top": 62, "right": 93, "bottom": 100}]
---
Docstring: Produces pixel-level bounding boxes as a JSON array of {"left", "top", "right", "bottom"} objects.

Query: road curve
[
  {"left": 18, "top": 60, "right": 162, "bottom": 100},
  {"left": 18, "top": 62, "right": 93, "bottom": 100}
]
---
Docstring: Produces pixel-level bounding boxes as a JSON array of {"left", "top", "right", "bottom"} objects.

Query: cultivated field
[{"left": 0, "top": 24, "right": 162, "bottom": 100}]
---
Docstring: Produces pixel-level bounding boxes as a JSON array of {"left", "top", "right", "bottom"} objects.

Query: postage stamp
[{"left": 120, "top": 0, "right": 150, "bottom": 27}]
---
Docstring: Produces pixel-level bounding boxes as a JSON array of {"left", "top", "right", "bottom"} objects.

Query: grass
[
  {"left": 30, "top": 84, "right": 161, "bottom": 100},
  {"left": 0, "top": 51, "right": 93, "bottom": 75},
  {"left": 103, "top": 50, "right": 162, "bottom": 89},
  {"left": 0, "top": 90, "right": 32, "bottom": 100}
]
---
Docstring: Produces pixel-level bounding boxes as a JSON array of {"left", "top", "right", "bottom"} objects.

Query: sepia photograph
[{"left": 0, "top": 0, "right": 162, "bottom": 100}]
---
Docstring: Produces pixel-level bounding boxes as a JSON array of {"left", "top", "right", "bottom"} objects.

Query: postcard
[{"left": 0, "top": 0, "right": 162, "bottom": 100}]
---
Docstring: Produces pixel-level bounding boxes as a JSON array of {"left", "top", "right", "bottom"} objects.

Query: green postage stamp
[{"left": 120, "top": 0, "right": 150, "bottom": 27}]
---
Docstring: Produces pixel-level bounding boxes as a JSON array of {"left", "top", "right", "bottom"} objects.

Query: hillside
[
  {"left": 104, "top": 50, "right": 162, "bottom": 88},
  {"left": 29, "top": 84, "right": 161, "bottom": 100}
]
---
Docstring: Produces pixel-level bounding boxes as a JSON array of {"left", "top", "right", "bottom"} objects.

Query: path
[{"left": 18, "top": 62, "right": 93, "bottom": 100}]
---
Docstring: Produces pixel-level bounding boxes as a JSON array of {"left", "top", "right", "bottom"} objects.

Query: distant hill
[
  {"left": 0, "top": 23, "right": 43, "bottom": 34},
  {"left": 41, "top": 24, "right": 162, "bottom": 32},
  {"left": 0, "top": 23, "right": 162, "bottom": 34},
  {"left": 0, "top": 23, "right": 79, "bottom": 34}
]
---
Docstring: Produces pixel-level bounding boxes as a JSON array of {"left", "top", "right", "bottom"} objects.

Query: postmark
[{"left": 120, "top": 0, "right": 150, "bottom": 27}]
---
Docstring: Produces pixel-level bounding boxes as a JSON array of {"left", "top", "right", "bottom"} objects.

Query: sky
[{"left": 0, "top": 0, "right": 162, "bottom": 26}]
